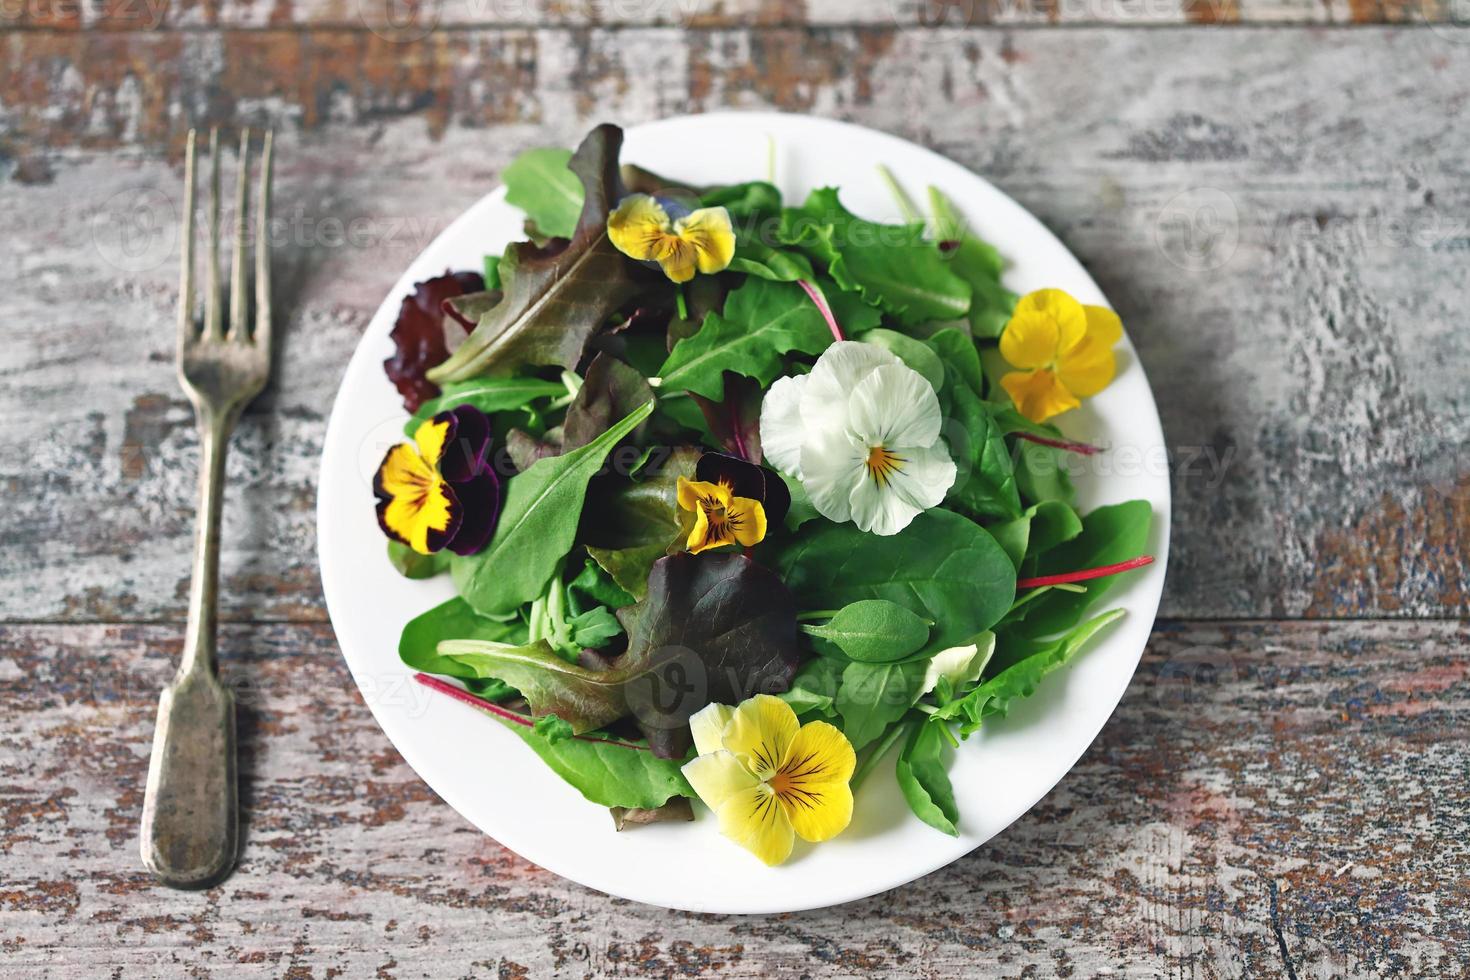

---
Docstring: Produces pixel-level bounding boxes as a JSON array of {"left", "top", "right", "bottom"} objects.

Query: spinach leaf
[
  {"left": 925, "top": 327, "right": 984, "bottom": 396},
  {"left": 387, "top": 539, "right": 450, "bottom": 579},
  {"left": 941, "top": 372, "right": 1022, "bottom": 521},
  {"left": 988, "top": 500, "right": 1083, "bottom": 570},
  {"left": 895, "top": 719, "right": 959, "bottom": 836},
  {"left": 935, "top": 609, "right": 1125, "bottom": 735},
  {"left": 656, "top": 278, "right": 836, "bottom": 400},
  {"left": 452, "top": 401, "right": 654, "bottom": 616},
  {"left": 496, "top": 716, "right": 694, "bottom": 810},
  {"left": 405, "top": 377, "right": 566, "bottom": 436},
  {"left": 772, "top": 508, "right": 1016, "bottom": 654},
  {"left": 399, "top": 597, "right": 524, "bottom": 699},
  {"left": 836, "top": 659, "right": 926, "bottom": 750},
  {"left": 502, "top": 147, "right": 582, "bottom": 240},
  {"left": 430, "top": 125, "right": 645, "bottom": 383},
  {"left": 780, "top": 656, "right": 841, "bottom": 718},
  {"left": 561, "top": 352, "right": 654, "bottom": 451},
  {"left": 802, "top": 599, "right": 931, "bottom": 663},
  {"left": 1013, "top": 437, "right": 1078, "bottom": 509},
  {"left": 583, "top": 447, "right": 701, "bottom": 599},
  {"left": 779, "top": 187, "right": 971, "bottom": 326},
  {"left": 1016, "top": 500, "right": 1152, "bottom": 638},
  {"left": 855, "top": 328, "right": 946, "bottom": 392}
]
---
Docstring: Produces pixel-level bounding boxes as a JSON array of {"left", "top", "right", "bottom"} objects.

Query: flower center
[{"left": 864, "top": 446, "right": 905, "bottom": 487}]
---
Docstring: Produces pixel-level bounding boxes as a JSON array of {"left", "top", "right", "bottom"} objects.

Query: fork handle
[{"left": 140, "top": 407, "right": 240, "bottom": 888}]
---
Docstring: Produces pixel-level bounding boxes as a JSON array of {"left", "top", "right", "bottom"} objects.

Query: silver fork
[{"left": 140, "top": 127, "right": 273, "bottom": 889}]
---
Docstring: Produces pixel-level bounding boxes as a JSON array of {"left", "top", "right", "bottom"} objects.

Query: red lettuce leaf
[{"left": 383, "top": 270, "right": 485, "bottom": 412}]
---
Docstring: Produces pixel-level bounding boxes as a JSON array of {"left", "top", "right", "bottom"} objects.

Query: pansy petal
[
  {"left": 800, "top": 341, "right": 898, "bottom": 433},
  {"left": 688, "top": 702, "right": 736, "bottom": 756},
  {"left": 413, "top": 414, "right": 453, "bottom": 469},
  {"left": 1057, "top": 336, "right": 1117, "bottom": 398},
  {"left": 800, "top": 427, "right": 868, "bottom": 525},
  {"left": 607, "top": 194, "right": 673, "bottom": 262},
  {"left": 727, "top": 496, "right": 768, "bottom": 547},
  {"left": 686, "top": 502, "right": 719, "bottom": 553},
  {"left": 682, "top": 749, "right": 757, "bottom": 810},
  {"left": 438, "top": 405, "right": 491, "bottom": 482},
  {"left": 674, "top": 206, "right": 735, "bottom": 274},
  {"left": 716, "top": 785, "right": 795, "bottom": 866},
  {"left": 375, "top": 443, "right": 462, "bottom": 554},
  {"left": 1083, "top": 304, "right": 1124, "bottom": 347},
  {"left": 883, "top": 441, "right": 958, "bottom": 513},
  {"left": 1000, "top": 368, "right": 1080, "bottom": 424},
  {"left": 677, "top": 476, "right": 729, "bottom": 513},
  {"left": 653, "top": 236, "right": 698, "bottom": 283},
  {"left": 443, "top": 470, "right": 500, "bottom": 556},
  {"left": 720, "top": 694, "right": 799, "bottom": 782},
  {"left": 758, "top": 374, "right": 809, "bottom": 478},
  {"left": 774, "top": 720, "right": 856, "bottom": 843},
  {"left": 846, "top": 461, "right": 923, "bottom": 536},
  {"left": 846, "top": 362, "right": 943, "bottom": 449}
]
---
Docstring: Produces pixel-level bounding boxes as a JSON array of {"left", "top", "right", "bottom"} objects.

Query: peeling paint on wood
[{"left": 0, "top": 621, "right": 1465, "bottom": 975}]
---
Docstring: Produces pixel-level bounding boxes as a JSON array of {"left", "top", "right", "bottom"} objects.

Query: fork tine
[
  {"left": 177, "top": 130, "right": 197, "bottom": 353},
  {"left": 228, "top": 129, "right": 250, "bottom": 342},
  {"left": 254, "top": 129, "right": 274, "bottom": 357},
  {"left": 204, "top": 127, "right": 224, "bottom": 341}
]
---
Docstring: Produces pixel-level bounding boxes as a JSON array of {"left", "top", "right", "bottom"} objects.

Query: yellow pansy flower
[
  {"left": 675, "top": 476, "right": 767, "bottom": 554},
  {"left": 682, "top": 695, "right": 856, "bottom": 866},
  {"left": 998, "top": 288, "right": 1123, "bottom": 423},
  {"left": 607, "top": 194, "right": 735, "bottom": 283}
]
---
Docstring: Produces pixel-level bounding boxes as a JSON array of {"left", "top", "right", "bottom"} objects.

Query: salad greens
[{"left": 377, "top": 122, "right": 1155, "bottom": 847}]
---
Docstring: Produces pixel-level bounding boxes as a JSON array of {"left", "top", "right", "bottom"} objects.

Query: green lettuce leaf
[
  {"left": 452, "top": 402, "right": 654, "bottom": 616},
  {"left": 503, "top": 147, "right": 583, "bottom": 239}
]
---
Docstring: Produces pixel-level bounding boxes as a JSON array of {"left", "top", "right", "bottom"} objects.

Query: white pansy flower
[{"left": 760, "top": 341, "right": 957, "bottom": 536}]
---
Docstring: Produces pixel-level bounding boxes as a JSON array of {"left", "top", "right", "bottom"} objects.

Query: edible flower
[
  {"left": 607, "top": 194, "right": 735, "bottom": 283},
  {"left": 759, "top": 342, "right": 957, "bottom": 536},
  {"left": 374, "top": 405, "right": 501, "bottom": 555},
  {"left": 998, "top": 288, "right": 1122, "bottom": 423},
  {"left": 676, "top": 476, "right": 767, "bottom": 554},
  {"left": 682, "top": 694, "right": 856, "bottom": 866}
]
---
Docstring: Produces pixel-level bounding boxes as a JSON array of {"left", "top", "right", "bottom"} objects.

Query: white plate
[{"left": 317, "top": 112, "right": 1171, "bottom": 914}]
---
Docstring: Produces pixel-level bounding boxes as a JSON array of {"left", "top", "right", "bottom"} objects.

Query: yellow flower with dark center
[
  {"left": 676, "top": 476, "right": 767, "bottom": 554},
  {"left": 374, "top": 406, "right": 500, "bottom": 556},
  {"left": 607, "top": 194, "right": 735, "bottom": 283},
  {"left": 682, "top": 695, "right": 856, "bottom": 866},
  {"left": 998, "top": 288, "right": 1123, "bottom": 423}
]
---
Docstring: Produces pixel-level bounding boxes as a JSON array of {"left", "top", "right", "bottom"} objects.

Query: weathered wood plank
[
  {"left": 1, "top": 27, "right": 1467, "bottom": 622},
  {"left": 0, "top": 620, "right": 1465, "bottom": 976},
  {"left": 1, "top": 0, "right": 1466, "bottom": 30}
]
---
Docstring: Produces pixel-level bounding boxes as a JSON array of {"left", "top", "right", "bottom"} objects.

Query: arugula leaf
[
  {"left": 773, "top": 508, "right": 1015, "bottom": 655},
  {"left": 836, "top": 659, "right": 926, "bottom": 750},
  {"left": 387, "top": 539, "right": 450, "bottom": 579},
  {"left": 656, "top": 278, "right": 835, "bottom": 400},
  {"left": 430, "top": 125, "right": 645, "bottom": 383},
  {"left": 503, "top": 147, "right": 582, "bottom": 240},
  {"left": 1015, "top": 501, "right": 1152, "bottom": 637},
  {"left": 802, "top": 599, "right": 931, "bottom": 663},
  {"left": 497, "top": 715, "right": 694, "bottom": 810},
  {"left": 778, "top": 187, "right": 971, "bottom": 326},
  {"left": 452, "top": 402, "right": 655, "bottom": 616},
  {"left": 855, "top": 328, "right": 946, "bottom": 392},
  {"left": 583, "top": 447, "right": 701, "bottom": 599},
  {"left": 399, "top": 597, "right": 524, "bottom": 699},
  {"left": 935, "top": 609, "right": 1125, "bottom": 735},
  {"left": 405, "top": 376, "right": 566, "bottom": 436},
  {"left": 895, "top": 719, "right": 959, "bottom": 836}
]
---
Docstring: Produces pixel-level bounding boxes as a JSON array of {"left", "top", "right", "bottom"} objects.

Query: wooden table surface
[{"left": 3, "top": 2, "right": 1468, "bottom": 976}]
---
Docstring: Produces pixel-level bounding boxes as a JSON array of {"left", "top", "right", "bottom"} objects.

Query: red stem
[
  {"left": 798, "top": 279, "right": 844, "bottom": 342},
  {"left": 412, "top": 673, "right": 652, "bottom": 752},
  {"left": 1015, "top": 555, "right": 1155, "bottom": 589},
  {"left": 1014, "top": 431, "right": 1102, "bottom": 456}
]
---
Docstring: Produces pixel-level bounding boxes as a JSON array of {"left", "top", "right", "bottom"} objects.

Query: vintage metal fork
[{"left": 140, "top": 128, "right": 273, "bottom": 889}]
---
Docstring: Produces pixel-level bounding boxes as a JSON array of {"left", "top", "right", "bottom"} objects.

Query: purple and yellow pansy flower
[
  {"left": 674, "top": 453, "right": 791, "bottom": 555},
  {"left": 607, "top": 194, "right": 735, "bottom": 283},
  {"left": 374, "top": 405, "right": 501, "bottom": 556}
]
